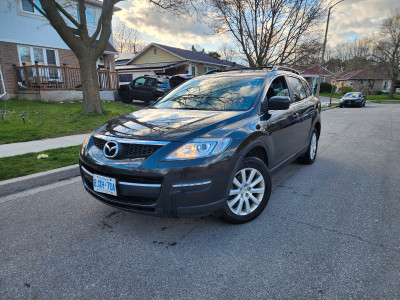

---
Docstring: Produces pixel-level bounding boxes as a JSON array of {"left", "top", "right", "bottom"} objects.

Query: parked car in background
[
  {"left": 339, "top": 92, "right": 366, "bottom": 108},
  {"left": 80, "top": 67, "right": 321, "bottom": 224},
  {"left": 118, "top": 74, "right": 193, "bottom": 104}
]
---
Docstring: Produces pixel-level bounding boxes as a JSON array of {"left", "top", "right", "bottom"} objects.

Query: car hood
[{"left": 94, "top": 108, "right": 247, "bottom": 142}]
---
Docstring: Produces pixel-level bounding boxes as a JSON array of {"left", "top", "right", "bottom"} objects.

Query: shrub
[
  {"left": 374, "top": 90, "right": 383, "bottom": 95},
  {"left": 320, "top": 82, "right": 336, "bottom": 93},
  {"left": 338, "top": 86, "right": 354, "bottom": 94}
]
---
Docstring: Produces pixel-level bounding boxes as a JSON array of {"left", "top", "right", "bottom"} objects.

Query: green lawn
[
  {"left": 0, "top": 99, "right": 137, "bottom": 144},
  {"left": 0, "top": 145, "right": 80, "bottom": 181},
  {"left": 319, "top": 92, "right": 400, "bottom": 101}
]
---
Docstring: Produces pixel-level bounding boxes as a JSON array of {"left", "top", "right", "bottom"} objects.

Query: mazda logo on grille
[{"left": 104, "top": 141, "right": 119, "bottom": 158}]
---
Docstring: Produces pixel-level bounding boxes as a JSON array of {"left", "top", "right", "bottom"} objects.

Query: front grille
[
  {"left": 123, "top": 144, "right": 162, "bottom": 157},
  {"left": 93, "top": 137, "right": 106, "bottom": 149},
  {"left": 81, "top": 162, "right": 163, "bottom": 185},
  {"left": 92, "top": 136, "right": 163, "bottom": 159}
]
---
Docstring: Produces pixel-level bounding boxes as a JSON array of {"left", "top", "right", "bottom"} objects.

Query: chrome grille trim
[{"left": 93, "top": 134, "right": 169, "bottom": 146}]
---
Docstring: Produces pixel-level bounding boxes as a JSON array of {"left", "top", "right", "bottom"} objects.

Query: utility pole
[{"left": 316, "top": 0, "right": 345, "bottom": 98}]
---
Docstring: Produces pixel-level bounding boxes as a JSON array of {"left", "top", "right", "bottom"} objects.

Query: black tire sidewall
[{"left": 222, "top": 157, "right": 271, "bottom": 224}]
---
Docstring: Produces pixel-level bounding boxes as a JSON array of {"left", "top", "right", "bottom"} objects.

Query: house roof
[
  {"left": 116, "top": 61, "right": 188, "bottom": 72},
  {"left": 92, "top": 41, "right": 118, "bottom": 54},
  {"left": 128, "top": 43, "right": 233, "bottom": 67},
  {"left": 335, "top": 70, "right": 390, "bottom": 80},
  {"left": 300, "top": 66, "right": 335, "bottom": 76}
]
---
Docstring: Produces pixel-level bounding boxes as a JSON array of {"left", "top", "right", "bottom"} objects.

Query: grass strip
[
  {"left": 319, "top": 93, "right": 400, "bottom": 100},
  {"left": 0, "top": 145, "right": 81, "bottom": 181},
  {"left": 0, "top": 99, "right": 136, "bottom": 145}
]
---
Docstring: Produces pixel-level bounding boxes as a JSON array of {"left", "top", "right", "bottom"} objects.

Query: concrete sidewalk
[{"left": 0, "top": 133, "right": 88, "bottom": 158}]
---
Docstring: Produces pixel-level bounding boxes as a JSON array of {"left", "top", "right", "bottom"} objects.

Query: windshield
[
  {"left": 154, "top": 76, "right": 265, "bottom": 111},
  {"left": 345, "top": 92, "right": 361, "bottom": 98}
]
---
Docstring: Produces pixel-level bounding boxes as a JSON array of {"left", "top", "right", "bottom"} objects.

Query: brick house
[
  {"left": 300, "top": 66, "right": 335, "bottom": 91},
  {"left": 0, "top": 0, "right": 118, "bottom": 100},
  {"left": 116, "top": 43, "right": 240, "bottom": 82},
  {"left": 332, "top": 70, "right": 398, "bottom": 93}
]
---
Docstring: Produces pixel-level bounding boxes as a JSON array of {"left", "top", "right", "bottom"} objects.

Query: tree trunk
[
  {"left": 79, "top": 55, "right": 103, "bottom": 114},
  {"left": 389, "top": 73, "right": 397, "bottom": 98}
]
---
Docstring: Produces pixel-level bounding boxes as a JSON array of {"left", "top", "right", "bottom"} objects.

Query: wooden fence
[{"left": 14, "top": 63, "right": 119, "bottom": 91}]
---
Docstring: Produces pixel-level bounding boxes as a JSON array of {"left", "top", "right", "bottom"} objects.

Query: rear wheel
[
  {"left": 222, "top": 157, "right": 271, "bottom": 224},
  {"left": 297, "top": 128, "right": 318, "bottom": 165}
]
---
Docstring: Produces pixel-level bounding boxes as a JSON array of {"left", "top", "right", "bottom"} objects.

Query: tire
[
  {"left": 297, "top": 128, "right": 318, "bottom": 165},
  {"left": 221, "top": 157, "right": 272, "bottom": 224},
  {"left": 339, "top": 103, "right": 343, "bottom": 108}
]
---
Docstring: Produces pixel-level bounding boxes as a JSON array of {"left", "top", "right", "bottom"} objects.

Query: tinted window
[
  {"left": 145, "top": 78, "right": 157, "bottom": 86},
  {"left": 287, "top": 76, "right": 308, "bottom": 101},
  {"left": 302, "top": 81, "right": 312, "bottom": 97},
  {"left": 266, "top": 76, "right": 289, "bottom": 100},
  {"left": 154, "top": 76, "right": 265, "bottom": 111},
  {"left": 134, "top": 77, "right": 146, "bottom": 86}
]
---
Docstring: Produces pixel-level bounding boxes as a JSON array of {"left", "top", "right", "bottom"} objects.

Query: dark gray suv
[{"left": 80, "top": 66, "right": 321, "bottom": 223}]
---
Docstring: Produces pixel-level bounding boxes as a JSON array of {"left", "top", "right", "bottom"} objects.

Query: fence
[{"left": 14, "top": 63, "right": 119, "bottom": 91}]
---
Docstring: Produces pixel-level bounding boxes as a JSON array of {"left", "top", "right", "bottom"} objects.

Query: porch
[{"left": 13, "top": 63, "right": 120, "bottom": 102}]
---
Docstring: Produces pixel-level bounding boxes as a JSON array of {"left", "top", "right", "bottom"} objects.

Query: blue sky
[{"left": 114, "top": 0, "right": 400, "bottom": 52}]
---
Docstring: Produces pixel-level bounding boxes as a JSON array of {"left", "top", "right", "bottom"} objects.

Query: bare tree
[
  {"left": 373, "top": 10, "right": 400, "bottom": 98},
  {"left": 211, "top": 0, "right": 325, "bottom": 67},
  {"left": 219, "top": 42, "right": 237, "bottom": 61},
  {"left": 113, "top": 21, "right": 144, "bottom": 53},
  {"left": 28, "top": 0, "right": 121, "bottom": 114},
  {"left": 27, "top": 0, "right": 196, "bottom": 114}
]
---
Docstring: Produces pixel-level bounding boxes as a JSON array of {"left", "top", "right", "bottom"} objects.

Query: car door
[
  {"left": 130, "top": 77, "right": 147, "bottom": 100},
  {"left": 258, "top": 76, "right": 299, "bottom": 168},
  {"left": 142, "top": 77, "right": 157, "bottom": 102},
  {"left": 286, "top": 76, "right": 314, "bottom": 152}
]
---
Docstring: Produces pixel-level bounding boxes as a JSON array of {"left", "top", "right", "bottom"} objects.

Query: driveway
[{"left": 1, "top": 103, "right": 399, "bottom": 299}]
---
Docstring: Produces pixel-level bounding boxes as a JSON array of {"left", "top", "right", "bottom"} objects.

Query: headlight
[
  {"left": 80, "top": 134, "right": 92, "bottom": 155},
  {"left": 165, "top": 138, "right": 231, "bottom": 160}
]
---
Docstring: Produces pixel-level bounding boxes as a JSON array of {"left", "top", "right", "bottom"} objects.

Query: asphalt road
[{"left": 1, "top": 103, "right": 400, "bottom": 299}]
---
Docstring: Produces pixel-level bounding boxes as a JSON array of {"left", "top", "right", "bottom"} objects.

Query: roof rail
[{"left": 272, "top": 65, "right": 299, "bottom": 75}]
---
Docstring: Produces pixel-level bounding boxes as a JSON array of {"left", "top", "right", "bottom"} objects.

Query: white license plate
[{"left": 93, "top": 174, "right": 117, "bottom": 196}]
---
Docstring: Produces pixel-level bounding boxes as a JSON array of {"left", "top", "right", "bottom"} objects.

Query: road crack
[{"left": 267, "top": 213, "right": 400, "bottom": 255}]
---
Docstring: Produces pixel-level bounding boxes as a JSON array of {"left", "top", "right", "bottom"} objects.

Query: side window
[
  {"left": 134, "top": 77, "right": 146, "bottom": 87},
  {"left": 287, "top": 76, "right": 307, "bottom": 102},
  {"left": 145, "top": 78, "right": 157, "bottom": 86},
  {"left": 266, "top": 76, "right": 289, "bottom": 101},
  {"left": 302, "top": 81, "right": 312, "bottom": 97}
]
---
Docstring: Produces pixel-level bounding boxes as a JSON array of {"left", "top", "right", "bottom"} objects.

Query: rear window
[{"left": 154, "top": 76, "right": 265, "bottom": 111}]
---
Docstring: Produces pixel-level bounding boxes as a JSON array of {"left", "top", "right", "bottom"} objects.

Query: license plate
[{"left": 93, "top": 174, "right": 117, "bottom": 196}]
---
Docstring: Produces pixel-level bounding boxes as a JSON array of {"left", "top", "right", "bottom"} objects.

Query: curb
[
  {"left": 322, "top": 105, "right": 339, "bottom": 111},
  {"left": 0, "top": 164, "right": 80, "bottom": 197}
]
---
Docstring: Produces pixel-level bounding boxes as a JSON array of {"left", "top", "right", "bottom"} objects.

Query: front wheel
[
  {"left": 221, "top": 157, "right": 271, "bottom": 224},
  {"left": 297, "top": 128, "right": 318, "bottom": 165}
]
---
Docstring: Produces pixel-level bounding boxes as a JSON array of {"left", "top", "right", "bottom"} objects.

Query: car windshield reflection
[{"left": 154, "top": 76, "right": 265, "bottom": 111}]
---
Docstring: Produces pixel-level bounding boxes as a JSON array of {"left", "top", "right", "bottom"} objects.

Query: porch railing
[{"left": 14, "top": 63, "right": 119, "bottom": 91}]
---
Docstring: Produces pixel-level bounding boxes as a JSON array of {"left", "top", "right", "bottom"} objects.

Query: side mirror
[{"left": 267, "top": 96, "right": 291, "bottom": 111}]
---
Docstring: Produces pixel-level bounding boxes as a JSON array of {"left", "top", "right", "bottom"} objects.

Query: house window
[
  {"left": 21, "top": 0, "right": 43, "bottom": 14},
  {"left": 76, "top": 6, "right": 96, "bottom": 26},
  {"left": 18, "top": 45, "right": 59, "bottom": 66},
  {"left": 204, "top": 66, "right": 217, "bottom": 73},
  {"left": 154, "top": 49, "right": 157, "bottom": 55}
]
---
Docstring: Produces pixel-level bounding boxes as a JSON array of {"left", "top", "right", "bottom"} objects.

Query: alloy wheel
[{"left": 228, "top": 168, "right": 265, "bottom": 216}]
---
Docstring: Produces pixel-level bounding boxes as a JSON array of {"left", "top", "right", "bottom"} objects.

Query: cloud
[
  {"left": 327, "top": 0, "right": 400, "bottom": 45},
  {"left": 116, "top": 1, "right": 231, "bottom": 49}
]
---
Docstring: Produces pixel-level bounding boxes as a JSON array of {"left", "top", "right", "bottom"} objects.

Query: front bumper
[
  {"left": 341, "top": 99, "right": 362, "bottom": 106},
  {"left": 79, "top": 142, "right": 237, "bottom": 217}
]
